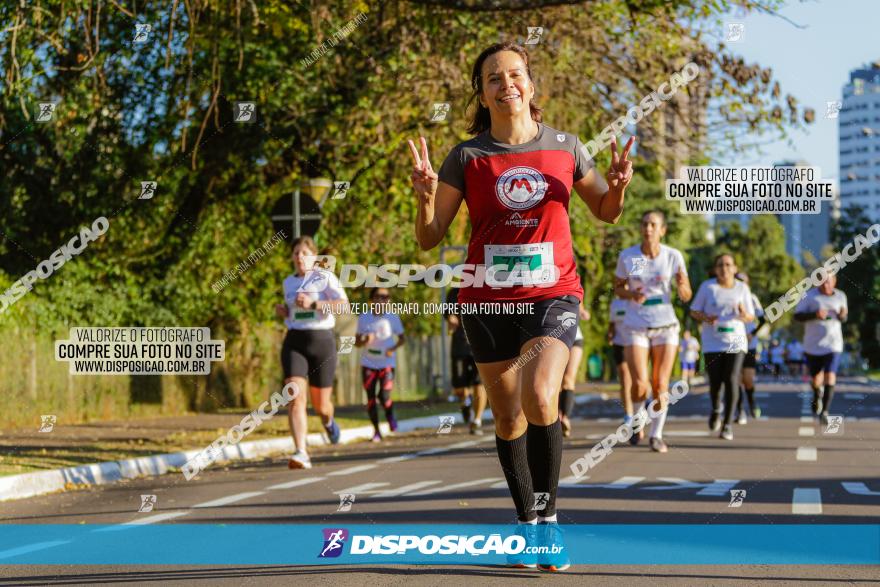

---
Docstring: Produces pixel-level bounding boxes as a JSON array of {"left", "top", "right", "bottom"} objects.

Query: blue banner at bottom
[{"left": 0, "top": 524, "right": 877, "bottom": 565}]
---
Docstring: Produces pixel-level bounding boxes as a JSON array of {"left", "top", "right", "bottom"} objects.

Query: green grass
[{"left": 0, "top": 401, "right": 457, "bottom": 477}]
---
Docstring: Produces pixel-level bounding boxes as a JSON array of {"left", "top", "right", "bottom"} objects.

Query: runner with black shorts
[
  {"left": 407, "top": 42, "right": 633, "bottom": 572},
  {"left": 735, "top": 272, "right": 764, "bottom": 423},
  {"left": 794, "top": 275, "right": 848, "bottom": 424},
  {"left": 276, "top": 237, "right": 349, "bottom": 470},
  {"left": 356, "top": 288, "right": 405, "bottom": 442},
  {"left": 614, "top": 211, "right": 692, "bottom": 453},
  {"left": 445, "top": 286, "right": 487, "bottom": 434},
  {"left": 607, "top": 295, "right": 633, "bottom": 426},
  {"left": 559, "top": 300, "right": 590, "bottom": 438},
  {"left": 690, "top": 254, "right": 755, "bottom": 441}
]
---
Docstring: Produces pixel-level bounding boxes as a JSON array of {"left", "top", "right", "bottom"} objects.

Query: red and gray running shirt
[{"left": 438, "top": 123, "right": 595, "bottom": 304}]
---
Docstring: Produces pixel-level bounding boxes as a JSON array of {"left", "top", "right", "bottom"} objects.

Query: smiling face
[
  {"left": 714, "top": 254, "right": 737, "bottom": 283},
  {"left": 479, "top": 51, "right": 535, "bottom": 123}
]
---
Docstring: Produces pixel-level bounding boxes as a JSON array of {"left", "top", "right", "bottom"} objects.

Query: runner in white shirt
[
  {"left": 356, "top": 288, "right": 406, "bottom": 442},
  {"left": 614, "top": 210, "right": 692, "bottom": 453},
  {"left": 607, "top": 296, "right": 633, "bottom": 426},
  {"left": 794, "top": 275, "right": 848, "bottom": 423},
  {"left": 678, "top": 330, "right": 700, "bottom": 388},
  {"left": 690, "top": 254, "right": 755, "bottom": 441},
  {"left": 276, "top": 237, "right": 349, "bottom": 469},
  {"left": 734, "top": 272, "right": 765, "bottom": 424}
]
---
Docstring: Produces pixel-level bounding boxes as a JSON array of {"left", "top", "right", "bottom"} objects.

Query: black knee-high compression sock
[
  {"left": 822, "top": 384, "right": 835, "bottom": 414},
  {"left": 558, "top": 389, "right": 575, "bottom": 416},
  {"left": 526, "top": 420, "right": 563, "bottom": 518},
  {"left": 496, "top": 433, "right": 535, "bottom": 522},
  {"left": 811, "top": 384, "right": 822, "bottom": 414},
  {"left": 366, "top": 399, "right": 380, "bottom": 433}
]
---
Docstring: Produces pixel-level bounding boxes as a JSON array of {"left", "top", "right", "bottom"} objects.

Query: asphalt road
[{"left": 2, "top": 375, "right": 879, "bottom": 585}]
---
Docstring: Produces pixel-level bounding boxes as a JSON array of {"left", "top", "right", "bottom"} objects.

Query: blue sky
[{"left": 720, "top": 0, "right": 879, "bottom": 178}]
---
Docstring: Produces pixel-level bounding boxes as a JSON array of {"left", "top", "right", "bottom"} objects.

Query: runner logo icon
[
  {"left": 319, "top": 528, "right": 349, "bottom": 558},
  {"left": 557, "top": 311, "right": 576, "bottom": 328},
  {"left": 728, "top": 489, "right": 746, "bottom": 507},
  {"left": 532, "top": 492, "right": 550, "bottom": 510},
  {"left": 495, "top": 167, "right": 548, "bottom": 210}
]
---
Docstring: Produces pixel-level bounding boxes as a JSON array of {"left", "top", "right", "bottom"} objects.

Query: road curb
[{"left": 0, "top": 391, "right": 609, "bottom": 503}]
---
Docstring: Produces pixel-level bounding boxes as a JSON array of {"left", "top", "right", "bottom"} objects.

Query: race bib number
[
  {"left": 483, "top": 243, "right": 556, "bottom": 287},
  {"left": 293, "top": 310, "right": 316, "bottom": 321}
]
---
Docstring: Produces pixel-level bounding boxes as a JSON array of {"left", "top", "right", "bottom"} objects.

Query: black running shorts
[
  {"left": 281, "top": 329, "right": 337, "bottom": 388},
  {"left": 460, "top": 295, "right": 580, "bottom": 363},
  {"left": 451, "top": 355, "right": 482, "bottom": 388}
]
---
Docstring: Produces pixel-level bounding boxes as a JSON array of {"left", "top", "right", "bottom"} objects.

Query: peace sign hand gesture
[
  {"left": 407, "top": 137, "right": 438, "bottom": 201},
  {"left": 607, "top": 136, "right": 635, "bottom": 193}
]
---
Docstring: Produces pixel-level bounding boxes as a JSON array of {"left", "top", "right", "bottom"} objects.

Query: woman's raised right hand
[{"left": 407, "top": 136, "right": 438, "bottom": 200}]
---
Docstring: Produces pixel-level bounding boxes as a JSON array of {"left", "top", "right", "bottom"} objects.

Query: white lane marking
[
  {"left": 558, "top": 475, "right": 591, "bottom": 488},
  {"left": 755, "top": 393, "right": 771, "bottom": 398},
  {"left": 333, "top": 482, "right": 390, "bottom": 495},
  {"left": 663, "top": 430, "right": 709, "bottom": 437},
  {"left": 597, "top": 418, "right": 612, "bottom": 423},
  {"left": 407, "top": 477, "right": 503, "bottom": 497},
  {"left": 415, "top": 440, "right": 480, "bottom": 458},
  {"left": 92, "top": 512, "right": 190, "bottom": 532},
  {"left": 378, "top": 454, "right": 417, "bottom": 464},
  {"left": 326, "top": 464, "right": 377, "bottom": 476},
  {"left": 266, "top": 477, "right": 326, "bottom": 490},
  {"left": 792, "top": 488, "right": 822, "bottom": 514},
  {"left": 796, "top": 447, "right": 818, "bottom": 461},
  {"left": 568, "top": 476, "right": 645, "bottom": 490},
  {"left": 0, "top": 541, "right": 71, "bottom": 560},
  {"left": 798, "top": 427, "right": 815, "bottom": 437},
  {"left": 193, "top": 491, "right": 265, "bottom": 508},
  {"left": 641, "top": 477, "right": 739, "bottom": 496},
  {"left": 844, "top": 393, "right": 866, "bottom": 400},
  {"left": 800, "top": 416, "right": 813, "bottom": 423},
  {"left": 842, "top": 482, "right": 880, "bottom": 496},
  {"left": 374, "top": 480, "right": 443, "bottom": 498}
]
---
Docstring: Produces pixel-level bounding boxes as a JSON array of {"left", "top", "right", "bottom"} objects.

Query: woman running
[
  {"left": 734, "top": 272, "right": 764, "bottom": 424},
  {"left": 559, "top": 302, "right": 590, "bottom": 437},
  {"left": 679, "top": 330, "right": 700, "bottom": 388},
  {"left": 607, "top": 295, "right": 634, "bottom": 426},
  {"left": 445, "top": 285, "right": 488, "bottom": 434},
  {"left": 689, "top": 254, "right": 755, "bottom": 440},
  {"left": 276, "top": 237, "right": 349, "bottom": 469},
  {"left": 794, "top": 274, "right": 848, "bottom": 424},
  {"left": 356, "top": 287, "right": 406, "bottom": 441},
  {"left": 614, "top": 211, "right": 692, "bottom": 453},
  {"left": 407, "top": 42, "right": 632, "bottom": 572}
]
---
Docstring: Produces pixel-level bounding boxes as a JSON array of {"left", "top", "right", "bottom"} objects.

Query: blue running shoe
[
  {"left": 537, "top": 521, "right": 570, "bottom": 572},
  {"left": 506, "top": 523, "right": 538, "bottom": 568},
  {"left": 324, "top": 419, "right": 341, "bottom": 444}
]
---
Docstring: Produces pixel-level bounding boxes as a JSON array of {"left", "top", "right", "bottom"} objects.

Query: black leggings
[{"left": 705, "top": 352, "right": 746, "bottom": 427}]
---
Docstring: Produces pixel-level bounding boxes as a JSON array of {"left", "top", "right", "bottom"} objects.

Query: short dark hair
[
  {"left": 466, "top": 43, "right": 543, "bottom": 135},
  {"left": 641, "top": 210, "right": 667, "bottom": 227}
]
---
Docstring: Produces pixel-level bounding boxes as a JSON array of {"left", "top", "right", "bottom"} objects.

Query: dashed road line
[
  {"left": 193, "top": 491, "right": 265, "bottom": 508},
  {"left": 796, "top": 447, "right": 817, "bottom": 461},
  {"left": 792, "top": 488, "right": 822, "bottom": 515}
]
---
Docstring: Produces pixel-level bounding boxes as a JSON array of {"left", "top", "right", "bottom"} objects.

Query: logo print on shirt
[{"left": 495, "top": 166, "right": 548, "bottom": 210}]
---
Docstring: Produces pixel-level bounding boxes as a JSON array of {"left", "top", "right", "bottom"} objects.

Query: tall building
[{"left": 839, "top": 61, "right": 880, "bottom": 219}]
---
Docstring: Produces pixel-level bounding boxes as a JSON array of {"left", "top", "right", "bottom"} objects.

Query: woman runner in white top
[
  {"left": 275, "top": 237, "right": 349, "bottom": 469},
  {"left": 690, "top": 254, "right": 755, "bottom": 440},
  {"left": 614, "top": 210, "right": 692, "bottom": 453}
]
